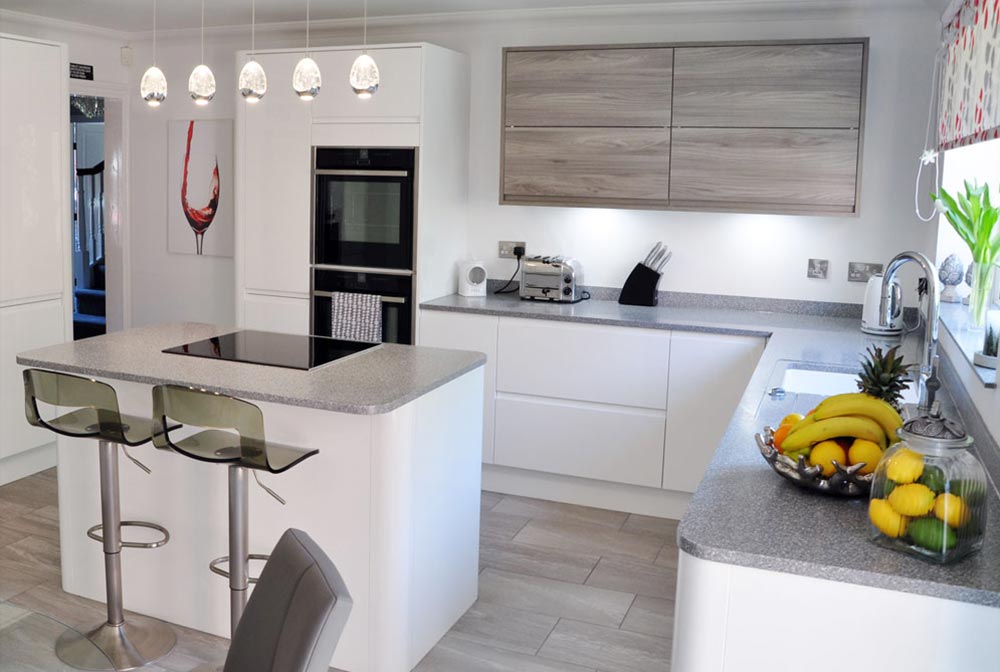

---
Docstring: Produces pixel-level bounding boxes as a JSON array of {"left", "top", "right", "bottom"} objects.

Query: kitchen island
[{"left": 16, "top": 322, "right": 486, "bottom": 672}]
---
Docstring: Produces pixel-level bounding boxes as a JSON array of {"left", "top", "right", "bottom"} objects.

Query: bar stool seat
[
  {"left": 23, "top": 369, "right": 176, "bottom": 672},
  {"left": 151, "top": 384, "right": 317, "bottom": 635}
]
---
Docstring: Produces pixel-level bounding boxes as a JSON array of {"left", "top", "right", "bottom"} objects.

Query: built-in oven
[
  {"left": 313, "top": 147, "right": 415, "bottom": 271},
  {"left": 312, "top": 268, "right": 414, "bottom": 345}
]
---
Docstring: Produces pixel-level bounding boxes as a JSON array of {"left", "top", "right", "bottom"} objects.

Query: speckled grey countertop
[
  {"left": 423, "top": 293, "right": 1000, "bottom": 608},
  {"left": 16, "top": 322, "right": 485, "bottom": 415}
]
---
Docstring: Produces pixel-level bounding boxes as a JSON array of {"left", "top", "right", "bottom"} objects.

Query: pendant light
[
  {"left": 139, "top": 0, "right": 167, "bottom": 107},
  {"left": 349, "top": 0, "right": 379, "bottom": 99},
  {"left": 238, "top": 0, "right": 267, "bottom": 102},
  {"left": 292, "top": 0, "right": 321, "bottom": 100},
  {"left": 188, "top": 0, "right": 216, "bottom": 105}
]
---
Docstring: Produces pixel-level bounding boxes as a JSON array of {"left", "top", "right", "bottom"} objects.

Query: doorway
[{"left": 70, "top": 94, "right": 106, "bottom": 339}]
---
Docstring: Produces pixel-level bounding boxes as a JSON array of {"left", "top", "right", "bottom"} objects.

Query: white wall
[{"left": 121, "top": 3, "right": 940, "bottom": 323}]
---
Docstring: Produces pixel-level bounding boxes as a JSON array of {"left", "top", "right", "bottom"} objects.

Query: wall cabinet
[
  {"left": 501, "top": 39, "right": 867, "bottom": 215},
  {"left": 419, "top": 310, "right": 764, "bottom": 496}
]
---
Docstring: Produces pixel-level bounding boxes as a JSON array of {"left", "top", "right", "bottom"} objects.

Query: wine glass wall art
[{"left": 167, "top": 119, "right": 233, "bottom": 256}]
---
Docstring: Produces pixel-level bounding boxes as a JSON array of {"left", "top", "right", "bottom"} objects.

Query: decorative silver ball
[
  {"left": 966, "top": 263, "right": 975, "bottom": 287},
  {"left": 939, "top": 253, "right": 965, "bottom": 287}
]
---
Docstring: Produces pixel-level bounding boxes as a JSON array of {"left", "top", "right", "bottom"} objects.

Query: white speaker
[{"left": 458, "top": 260, "right": 488, "bottom": 297}]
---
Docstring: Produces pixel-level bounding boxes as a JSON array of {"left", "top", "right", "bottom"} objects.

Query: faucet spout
[{"left": 881, "top": 251, "right": 941, "bottom": 413}]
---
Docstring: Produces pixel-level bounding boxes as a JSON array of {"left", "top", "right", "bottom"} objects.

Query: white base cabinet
[
  {"left": 419, "top": 309, "right": 764, "bottom": 511},
  {"left": 672, "top": 550, "right": 1000, "bottom": 672},
  {"left": 242, "top": 292, "right": 309, "bottom": 335}
]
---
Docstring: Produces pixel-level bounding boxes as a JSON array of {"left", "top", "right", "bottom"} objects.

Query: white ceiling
[{"left": 0, "top": 0, "right": 950, "bottom": 34}]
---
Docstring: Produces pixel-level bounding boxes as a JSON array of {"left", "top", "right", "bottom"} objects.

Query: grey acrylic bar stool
[
  {"left": 22, "top": 369, "right": 176, "bottom": 671},
  {"left": 150, "top": 384, "right": 318, "bottom": 636}
]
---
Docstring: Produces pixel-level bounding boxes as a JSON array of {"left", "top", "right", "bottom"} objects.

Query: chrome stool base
[{"left": 55, "top": 616, "right": 177, "bottom": 671}]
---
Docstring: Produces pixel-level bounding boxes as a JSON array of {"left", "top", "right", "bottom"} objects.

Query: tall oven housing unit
[{"left": 235, "top": 43, "right": 470, "bottom": 348}]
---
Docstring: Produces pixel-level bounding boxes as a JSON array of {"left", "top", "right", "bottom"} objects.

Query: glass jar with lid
[{"left": 868, "top": 412, "right": 988, "bottom": 564}]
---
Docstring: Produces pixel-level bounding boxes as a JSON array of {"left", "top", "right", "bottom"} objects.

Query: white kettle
[{"left": 861, "top": 273, "right": 903, "bottom": 336}]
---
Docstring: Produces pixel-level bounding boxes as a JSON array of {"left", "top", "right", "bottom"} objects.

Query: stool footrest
[
  {"left": 208, "top": 554, "right": 269, "bottom": 584},
  {"left": 87, "top": 521, "right": 170, "bottom": 549}
]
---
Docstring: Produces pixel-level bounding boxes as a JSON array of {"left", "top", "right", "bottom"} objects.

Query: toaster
[{"left": 520, "top": 256, "right": 585, "bottom": 303}]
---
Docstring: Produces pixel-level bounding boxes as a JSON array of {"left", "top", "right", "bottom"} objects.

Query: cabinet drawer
[
  {"left": 496, "top": 319, "right": 670, "bottom": 409},
  {"left": 311, "top": 48, "right": 422, "bottom": 120},
  {"left": 505, "top": 48, "right": 673, "bottom": 127},
  {"left": 669, "top": 128, "right": 859, "bottom": 210},
  {"left": 672, "top": 43, "right": 864, "bottom": 128},
  {"left": 503, "top": 128, "right": 671, "bottom": 202},
  {"left": 495, "top": 395, "right": 665, "bottom": 488}
]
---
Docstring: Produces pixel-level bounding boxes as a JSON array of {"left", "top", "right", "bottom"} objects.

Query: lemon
[
  {"left": 887, "top": 482, "right": 936, "bottom": 517},
  {"left": 934, "top": 493, "right": 971, "bottom": 528},
  {"left": 848, "top": 439, "right": 883, "bottom": 475},
  {"left": 780, "top": 413, "right": 805, "bottom": 427},
  {"left": 808, "top": 440, "right": 846, "bottom": 478},
  {"left": 869, "top": 499, "right": 909, "bottom": 538},
  {"left": 884, "top": 448, "right": 924, "bottom": 484}
]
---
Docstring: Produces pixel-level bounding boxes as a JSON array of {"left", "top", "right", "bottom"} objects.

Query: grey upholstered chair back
[{"left": 224, "top": 529, "right": 352, "bottom": 672}]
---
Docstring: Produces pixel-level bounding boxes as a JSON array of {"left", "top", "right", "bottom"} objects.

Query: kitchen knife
[
  {"left": 655, "top": 251, "right": 673, "bottom": 273},
  {"left": 648, "top": 247, "right": 666, "bottom": 269},
  {"left": 643, "top": 242, "right": 662, "bottom": 267}
]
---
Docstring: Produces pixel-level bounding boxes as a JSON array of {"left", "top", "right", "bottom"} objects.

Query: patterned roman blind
[{"left": 939, "top": 0, "right": 1000, "bottom": 150}]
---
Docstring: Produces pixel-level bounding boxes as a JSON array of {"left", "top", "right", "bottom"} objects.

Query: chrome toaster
[{"left": 519, "top": 256, "right": 585, "bottom": 303}]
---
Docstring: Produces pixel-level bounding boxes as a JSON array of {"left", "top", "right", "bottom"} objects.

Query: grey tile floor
[{"left": 0, "top": 469, "right": 678, "bottom": 671}]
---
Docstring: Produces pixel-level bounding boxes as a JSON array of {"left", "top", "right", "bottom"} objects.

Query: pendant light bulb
[
  {"left": 141, "top": 66, "right": 168, "bottom": 107},
  {"left": 293, "top": 0, "right": 321, "bottom": 100},
  {"left": 188, "top": 0, "right": 215, "bottom": 105},
  {"left": 349, "top": 53, "right": 379, "bottom": 99},
  {"left": 239, "top": 60, "right": 267, "bottom": 102},
  {"left": 239, "top": 0, "right": 266, "bottom": 102},
  {"left": 293, "top": 57, "right": 322, "bottom": 100},
  {"left": 189, "top": 64, "right": 216, "bottom": 105},
  {"left": 350, "top": 0, "right": 379, "bottom": 99},
  {"left": 140, "top": 0, "right": 167, "bottom": 107}
]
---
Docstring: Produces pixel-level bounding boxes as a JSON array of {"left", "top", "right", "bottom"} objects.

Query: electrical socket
[{"left": 498, "top": 240, "right": 526, "bottom": 259}]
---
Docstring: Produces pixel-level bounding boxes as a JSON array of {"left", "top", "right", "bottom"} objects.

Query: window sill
[{"left": 940, "top": 302, "right": 997, "bottom": 389}]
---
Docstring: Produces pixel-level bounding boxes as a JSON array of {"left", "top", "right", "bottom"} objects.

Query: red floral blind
[{"left": 939, "top": 0, "right": 1000, "bottom": 150}]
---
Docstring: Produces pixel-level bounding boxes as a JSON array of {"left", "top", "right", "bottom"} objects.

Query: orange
[
  {"left": 772, "top": 424, "right": 793, "bottom": 452},
  {"left": 808, "top": 440, "right": 847, "bottom": 478}
]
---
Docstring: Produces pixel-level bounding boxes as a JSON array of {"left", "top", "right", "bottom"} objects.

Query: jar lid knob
[{"left": 902, "top": 411, "right": 968, "bottom": 441}]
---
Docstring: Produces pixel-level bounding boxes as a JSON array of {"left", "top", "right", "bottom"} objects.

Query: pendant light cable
[
  {"left": 152, "top": 0, "right": 157, "bottom": 64},
  {"left": 251, "top": 0, "right": 255, "bottom": 56},
  {"left": 363, "top": 0, "right": 368, "bottom": 49},
  {"left": 200, "top": 0, "right": 205, "bottom": 64},
  {"left": 306, "top": 0, "right": 310, "bottom": 50}
]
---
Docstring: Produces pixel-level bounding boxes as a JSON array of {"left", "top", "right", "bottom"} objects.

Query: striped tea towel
[{"left": 329, "top": 292, "right": 382, "bottom": 343}]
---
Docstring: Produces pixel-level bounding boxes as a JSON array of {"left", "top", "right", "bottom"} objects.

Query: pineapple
[{"left": 857, "top": 345, "right": 911, "bottom": 411}]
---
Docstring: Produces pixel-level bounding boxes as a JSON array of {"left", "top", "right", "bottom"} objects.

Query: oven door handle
[
  {"left": 313, "top": 290, "right": 406, "bottom": 304},
  {"left": 315, "top": 169, "right": 410, "bottom": 177}
]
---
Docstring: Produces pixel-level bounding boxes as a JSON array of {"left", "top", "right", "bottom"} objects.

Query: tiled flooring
[{"left": 0, "top": 470, "right": 678, "bottom": 671}]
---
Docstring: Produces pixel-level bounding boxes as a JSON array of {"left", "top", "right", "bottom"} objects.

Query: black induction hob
[{"left": 163, "top": 330, "right": 379, "bottom": 371}]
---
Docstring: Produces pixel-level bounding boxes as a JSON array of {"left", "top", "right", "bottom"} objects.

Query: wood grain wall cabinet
[
  {"left": 500, "top": 39, "right": 868, "bottom": 215},
  {"left": 669, "top": 128, "right": 861, "bottom": 209},
  {"left": 504, "top": 48, "right": 673, "bottom": 127},
  {"left": 671, "top": 43, "right": 865, "bottom": 128},
  {"left": 503, "top": 128, "right": 671, "bottom": 201}
]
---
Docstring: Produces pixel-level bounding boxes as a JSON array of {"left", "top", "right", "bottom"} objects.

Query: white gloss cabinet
[
  {"left": 242, "top": 292, "right": 310, "bottom": 335},
  {"left": 311, "top": 48, "right": 423, "bottom": 121},
  {"left": 418, "top": 310, "right": 498, "bottom": 462},
  {"left": 0, "top": 33, "right": 70, "bottom": 484},
  {"left": 663, "top": 332, "right": 765, "bottom": 492},
  {"left": 240, "top": 52, "right": 312, "bottom": 297}
]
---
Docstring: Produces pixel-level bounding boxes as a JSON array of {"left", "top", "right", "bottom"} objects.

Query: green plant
[{"left": 933, "top": 181, "right": 1000, "bottom": 326}]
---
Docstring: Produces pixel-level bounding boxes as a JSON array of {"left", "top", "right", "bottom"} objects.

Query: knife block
[{"left": 619, "top": 263, "right": 661, "bottom": 307}]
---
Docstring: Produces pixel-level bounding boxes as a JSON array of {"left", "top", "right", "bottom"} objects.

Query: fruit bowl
[{"left": 757, "top": 426, "right": 873, "bottom": 497}]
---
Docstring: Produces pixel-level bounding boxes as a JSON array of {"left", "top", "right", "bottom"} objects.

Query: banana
[
  {"left": 782, "top": 414, "right": 887, "bottom": 452},
  {"left": 813, "top": 393, "right": 903, "bottom": 443},
  {"left": 787, "top": 413, "right": 817, "bottom": 434}
]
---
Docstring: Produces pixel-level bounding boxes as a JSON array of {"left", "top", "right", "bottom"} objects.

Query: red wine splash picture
[{"left": 180, "top": 120, "right": 219, "bottom": 255}]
